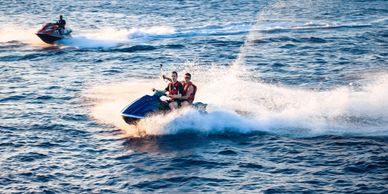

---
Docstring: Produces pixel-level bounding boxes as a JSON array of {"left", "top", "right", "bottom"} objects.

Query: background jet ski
[
  {"left": 36, "top": 23, "right": 72, "bottom": 44},
  {"left": 121, "top": 90, "right": 207, "bottom": 125}
]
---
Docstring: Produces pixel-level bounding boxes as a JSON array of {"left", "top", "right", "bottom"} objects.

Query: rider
[
  {"left": 180, "top": 73, "right": 197, "bottom": 107},
  {"left": 56, "top": 15, "right": 66, "bottom": 34},
  {"left": 164, "top": 71, "right": 184, "bottom": 110},
  {"left": 163, "top": 72, "right": 197, "bottom": 107}
]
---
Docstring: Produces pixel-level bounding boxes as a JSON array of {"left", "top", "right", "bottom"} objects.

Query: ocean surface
[{"left": 1, "top": 0, "right": 388, "bottom": 193}]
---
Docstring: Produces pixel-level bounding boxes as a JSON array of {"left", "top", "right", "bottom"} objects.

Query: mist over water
[
  {"left": 1, "top": 0, "right": 387, "bottom": 193},
  {"left": 86, "top": 63, "right": 388, "bottom": 137}
]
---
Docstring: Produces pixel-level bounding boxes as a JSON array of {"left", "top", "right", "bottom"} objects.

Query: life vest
[
  {"left": 168, "top": 81, "right": 181, "bottom": 96},
  {"left": 57, "top": 20, "right": 66, "bottom": 28},
  {"left": 182, "top": 81, "right": 197, "bottom": 103}
]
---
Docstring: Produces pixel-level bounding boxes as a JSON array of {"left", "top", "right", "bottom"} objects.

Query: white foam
[
  {"left": 84, "top": 62, "right": 388, "bottom": 137},
  {"left": 59, "top": 26, "right": 175, "bottom": 48}
]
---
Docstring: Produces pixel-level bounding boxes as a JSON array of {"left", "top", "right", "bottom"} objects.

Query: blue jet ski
[{"left": 121, "top": 90, "right": 207, "bottom": 125}]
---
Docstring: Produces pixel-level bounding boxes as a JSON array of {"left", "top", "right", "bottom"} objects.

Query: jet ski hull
[
  {"left": 36, "top": 23, "right": 72, "bottom": 44},
  {"left": 36, "top": 33, "right": 63, "bottom": 44},
  {"left": 121, "top": 91, "right": 207, "bottom": 125},
  {"left": 121, "top": 93, "right": 165, "bottom": 125},
  {"left": 122, "top": 115, "right": 143, "bottom": 125}
]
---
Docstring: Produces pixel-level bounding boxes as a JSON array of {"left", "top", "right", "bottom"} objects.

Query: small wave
[
  {"left": 0, "top": 41, "right": 26, "bottom": 49},
  {"left": 0, "top": 54, "right": 42, "bottom": 61},
  {"left": 258, "top": 22, "right": 372, "bottom": 34},
  {"left": 0, "top": 55, "right": 24, "bottom": 62},
  {"left": 218, "top": 150, "right": 238, "bottom": 156},
  {"left": 128, "top": 23, "right": 251, "bottom": 41},
  {"left": 35, "top": 95, "right": 54, "bottom": 100},
  {"left": 253, "top": 36, "right": 328, "bottom": 45},
  {"left": 133, "top": 176, "right": 229, "bottom": 190},
  {"left": 9, "top": 152, "right": 48, "bottom": 162},
  {"left": 110, "top": 45, "right": 157, "bottom": 52},
  {"left": 0, "top": 51, "right": 63, "bottom": 61},
  {"left": 163, "top": 44, "right": 185, "bottom": 49},
  {"left": 279, "top": 44, "right": 297, "bottom": 49},
  {"left": 57, "top": 36, "right": 119, "bottom": 49},
  {"left": 0, "top": 95, "right": 26, "bottom": 102}
]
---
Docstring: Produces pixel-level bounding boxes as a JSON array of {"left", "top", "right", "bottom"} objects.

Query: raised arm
[{"left": 162, "top": 75, "right": 172, "bottom": 82}]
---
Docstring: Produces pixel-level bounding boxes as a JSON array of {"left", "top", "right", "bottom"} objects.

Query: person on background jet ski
[
  {"left": 163, "top": 72, "right": 197, "bottom": 107},
  {"left": 55, "top": 15, "right": 66, "bottom": 34},
  {"left": 163, "top": 71, "right": 184, "bottom": 110}
]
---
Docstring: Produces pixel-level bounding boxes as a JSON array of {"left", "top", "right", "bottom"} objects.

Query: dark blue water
[{"left": 1, "top": 0, "right": 388, "bottom": 193}]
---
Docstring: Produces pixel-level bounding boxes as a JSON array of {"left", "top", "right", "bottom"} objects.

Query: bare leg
[
  {"left": 181, "top": 101, "right": 191, "bottom": 107},
  {"left": 169, "top": 102, "right": 178, "bottom": 110}
]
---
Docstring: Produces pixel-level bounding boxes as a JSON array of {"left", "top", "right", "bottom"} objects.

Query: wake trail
[{"left": 84, "top": 62, "right": 388, "bottom": 137}]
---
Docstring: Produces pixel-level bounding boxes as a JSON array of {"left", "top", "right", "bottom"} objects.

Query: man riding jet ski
[
  {"left": 162, "top": 72, "right": 197, "bottom": 107},
  {"left": 36, "top": 15, "right": 72, "bottom": 44},
  {"left": 121, "top": 71, "right": 206, "bottom": 125},
  {"left": 56, "top": 15, "right": 66, "bottom": 34}
]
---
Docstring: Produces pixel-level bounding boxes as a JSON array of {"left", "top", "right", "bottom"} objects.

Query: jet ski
[
  {"left": 36, "top": 23, "right": 72, "bottom": 44},
  {"left": 121, "top": 90, "right": 207, "bottom": 125}
]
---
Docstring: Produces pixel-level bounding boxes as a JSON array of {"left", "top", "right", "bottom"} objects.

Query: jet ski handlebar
[{"left": 152, "top": 89, "right": 167, "bottom": 97}]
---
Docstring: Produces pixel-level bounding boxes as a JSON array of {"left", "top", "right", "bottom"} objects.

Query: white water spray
[
  {"left": 84, "top": 62, "right": 388, "bottom": 137},
  {"left": 83, "top": 0, "right": 388, "bottom": 137}
]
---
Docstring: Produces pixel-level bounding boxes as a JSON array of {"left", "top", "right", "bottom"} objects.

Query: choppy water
[{"left": 1, "top": 0, "right": 388, "bottom": 193}]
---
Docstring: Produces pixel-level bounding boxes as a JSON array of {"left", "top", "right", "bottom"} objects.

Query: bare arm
[
  {"left": 180, "top": 85, "right": 193, "bottom": 100},
  {"left": 169, "top": 93, "right": 182, "bottom": 99},
  {"left": 168, "top": 83, "right": 184, "bottom": 99},
  {"left": 162, "top": 75, "right": 172, "bottom": 82}
]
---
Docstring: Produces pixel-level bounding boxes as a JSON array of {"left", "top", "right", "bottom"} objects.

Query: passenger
[
  {"left": 163, "top": 72, "right": 196, "bottom": 107},
  {"left": 180, "top": 73, "right": 197, "bottom": 107},
  {"left": 56, "top": 15, "right": 66, "bottom": 34},
  {"left": 164, "top": 71, "right": 184, "bottom": 110}
]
